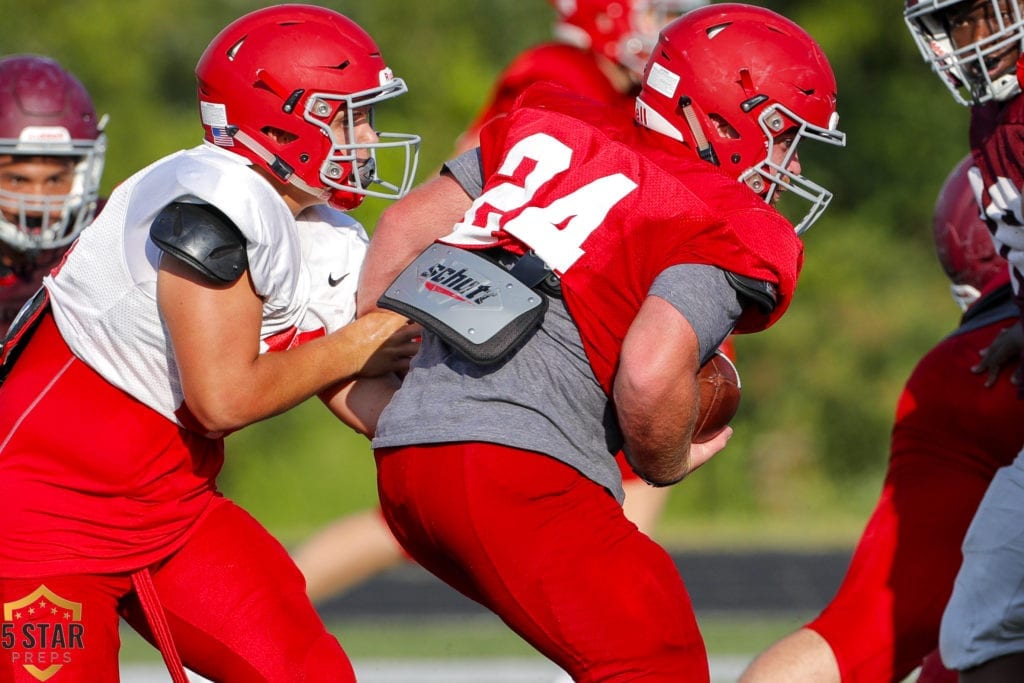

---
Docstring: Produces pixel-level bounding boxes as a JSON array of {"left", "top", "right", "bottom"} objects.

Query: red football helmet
[
  {"left": 195, "top": 4, "right": 420, "bottom": 211},
  {"left": 933, "top": 154, "right": 1004, "bottom": 310},
  {"left": 635, "top": 3, "right": 846, "bottom": 234},
  {"left": 904, "top": 0, "right": 1024, "bottom": 106},
  {"left": 550, "top": 0, "right": 709, "bottom": 79},
  {"left": 0, "top": 54, "right": 107, "bottom": 252}
]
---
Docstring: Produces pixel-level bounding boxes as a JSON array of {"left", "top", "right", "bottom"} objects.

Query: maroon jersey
[
  {"left": 969, "top": 97, "right": 1024, "bottom": 315},
  {"left": 448, "top": 83, "right": 801, "bottom": 392},
  {"left": 464, "top": 43, "right": 636, "bottom": 139},
  {"left": 810, "top": 275, "right": 1024, "bottom": 681},
  {"left": 0, "top": 249, "right": 64, "bottom": 337}
]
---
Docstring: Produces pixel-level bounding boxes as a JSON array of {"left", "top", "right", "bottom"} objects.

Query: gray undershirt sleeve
[
  {"left": 441, "top": 148, "right": 485, "bottom": 199},
  {"left": 650, "top": 264, "right": 744, "bottom": 363}
]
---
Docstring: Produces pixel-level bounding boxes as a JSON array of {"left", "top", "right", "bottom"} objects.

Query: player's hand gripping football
[
  {"left": 345, "top": 310, "right": 422, "bottom": 377},
  {"left": 687, "top": 425, "right": 734, "bottom": 473}
]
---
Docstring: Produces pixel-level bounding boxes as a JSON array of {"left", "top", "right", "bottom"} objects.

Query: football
[{"left": 692, "top": 350, "right": 742, "bottom": 443}]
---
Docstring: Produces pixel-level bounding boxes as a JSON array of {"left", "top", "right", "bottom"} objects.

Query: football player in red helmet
[
  {"left": 905, "top": 3, "right": 1024, "bottom": 680},
  {"left": 739, "top": 154, "right": 1024, "bottom": 683},
  {"left": 195, "top": 5, "right": 419, "bottom": 211},
  {"left": 636, "top": 3, "right": 846, "bottom": 234},
  {"left": 354, "top": 4, "right": 843, "bottom": 680},
  {"left": 455, "top": 0, "right": 708, "bottom": 153},
  {"left": 550, "top": 0, "right": 708, "bottom": 81},
  {"left": 294, "top": 0, "right": 720, "bottom": 608},
  {"left": 0, "top": 54, "right": 107, "bottom": 335},
  {"left": 0, "top": 6, "right": 420, "bottom": 682}
]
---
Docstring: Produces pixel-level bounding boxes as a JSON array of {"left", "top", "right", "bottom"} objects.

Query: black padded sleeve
[
  {"left": 150, "top": 202, "right": 248, "bottom": 283},
  {"left": 723, "top": 271, "right": 778, "bottom": 314}
]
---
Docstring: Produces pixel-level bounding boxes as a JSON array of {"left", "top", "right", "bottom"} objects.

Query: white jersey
[{"left": 45, "top": 143, "right": 367, "bottom": 432}]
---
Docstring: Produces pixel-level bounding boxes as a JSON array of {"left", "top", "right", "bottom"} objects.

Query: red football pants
[
  {"left": 809, "top": 457, "right": 990, "bottom": 682},
  {"left": 376, "top": 442, "right": 708, "bottom": 683},
  {"left": 0, "top": 500, "right": 353, "bottom": 682}
]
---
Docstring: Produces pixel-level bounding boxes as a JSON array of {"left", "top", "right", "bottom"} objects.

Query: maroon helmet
[
  {"left": 933, "top": 154, "right": 1005, "bottom": 310},
  {"left": 0, "top": 54, "right": 107, "bottom": 251}
]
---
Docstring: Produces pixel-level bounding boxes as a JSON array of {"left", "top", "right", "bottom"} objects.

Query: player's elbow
[
  {"left": 181, "top": 386, "right": 262, "bottom": 435},
  {"left": 623, "top": 443, "right": 689, "bottom": 487}
]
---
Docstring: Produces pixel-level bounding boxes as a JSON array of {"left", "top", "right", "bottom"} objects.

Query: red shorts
[
  {"left": 376, "top": 442, "right": 708, "bottom": 682},
  {"left": 0, "top": 500, "right": 352, "bottom": 682}
]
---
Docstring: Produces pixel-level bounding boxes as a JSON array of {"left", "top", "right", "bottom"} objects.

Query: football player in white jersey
[{"left": 0, "top": 6, "right": 419, "bottom": 683}]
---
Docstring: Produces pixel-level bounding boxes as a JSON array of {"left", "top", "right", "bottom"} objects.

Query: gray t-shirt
[{"left": 372, "top": 151, "right": 744, "bottom": 501}]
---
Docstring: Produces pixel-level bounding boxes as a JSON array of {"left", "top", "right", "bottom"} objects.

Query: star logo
[{"left": 3, "top": 585, "right": 85, "bottom": 681}]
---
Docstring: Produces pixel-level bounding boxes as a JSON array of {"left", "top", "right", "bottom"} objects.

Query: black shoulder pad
[
  {"left": 724, "top": 271, "right": 777, "bottom": 314},
  {"left": 150, "top": 202, "right": 247, "bottom": 283}
]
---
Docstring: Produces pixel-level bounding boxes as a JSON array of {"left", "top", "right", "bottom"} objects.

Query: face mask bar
[
  {"left": 950, "top": 282, "right": 983, "bottom": 310},
  {"left": 0, "top": 133, "right": 106, "bottom": 251},
  {"left": 304, "top": 80, "right": 421, "bottom": 203},
  {"left": 739, "top": 103, "right": 846, "bottom": 236}
]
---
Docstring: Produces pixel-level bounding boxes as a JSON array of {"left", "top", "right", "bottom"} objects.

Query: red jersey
[
  {"left": 464, "top": 43, "right": 636, "bottom": 142},
  {"left": 446, "top": 83, "right": 802, "bottom": 393}
]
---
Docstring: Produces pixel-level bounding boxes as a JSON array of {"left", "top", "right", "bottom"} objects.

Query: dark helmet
[
  {"left": 932, "top": 154, "right": 1005, "bottom": 310},
  {"left": 0, "top": 54, "right": 107, "bottom": 251}
]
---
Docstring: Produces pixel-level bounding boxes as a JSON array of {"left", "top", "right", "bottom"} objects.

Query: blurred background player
[
  {"left": 904, "top": 2, "right": 1024, "bottom": 680},
  {"left": 293, "top": 0, "right": 715, "bottom": 605},
  {"left": 738, "top": 154, "right": 1024, "bottom": 683},
  {"left": 454, "top": 0, "right": 708, "bottom": 153},
  {"left": 0, "top": 54, "right": 107, "bottom": 335}
]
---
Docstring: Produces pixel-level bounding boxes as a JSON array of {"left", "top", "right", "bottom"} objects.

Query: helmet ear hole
[
  {"left": 708, "top": 114, "right": 740, "bottom": 140},
  {"left": 261, "top": 127, "right": 298, "bottom": 145}
]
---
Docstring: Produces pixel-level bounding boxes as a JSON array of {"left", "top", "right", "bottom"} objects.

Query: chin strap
[
  {"left": 676, "top": 96, "right": 719, "bottom": 165},
  {"left": 230, "top": 129, "right": 331, "bottom": 202}
]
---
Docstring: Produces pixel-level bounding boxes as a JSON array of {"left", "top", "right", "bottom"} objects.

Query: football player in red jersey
[
  {"left": 904, "top": 2, "right": 1024, "bottom": 680},
  {"left": 356, "top": 5, "right": 844, "bottom": 680},
  {"left": 738, "top": 154, "right": 1024, "bottom": 683},
  {"left": 0, "top": 6, "right": 421, "bottom": 683},
  {"left": 294, "top": 0, "right": 714, "bottom": 606},
  {"left": 0, "top": 55, "right": 107, "bottom": 336},
  {"left": 454, "top": 0, "right": 708, "bottom": 154}
]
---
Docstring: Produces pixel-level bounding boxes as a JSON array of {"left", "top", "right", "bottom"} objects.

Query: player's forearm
[
  {"left": 615, "top": 296, "right": 702, "bottom": 485},
  {"left": 181, "top": 313, "right": 413, "bottom": 434},
  {"left": 319, "top": 374, "right": 402, "bottom": 437},
  {"left": 617, "top": 379, "right": 698, "bottom": 486}
]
